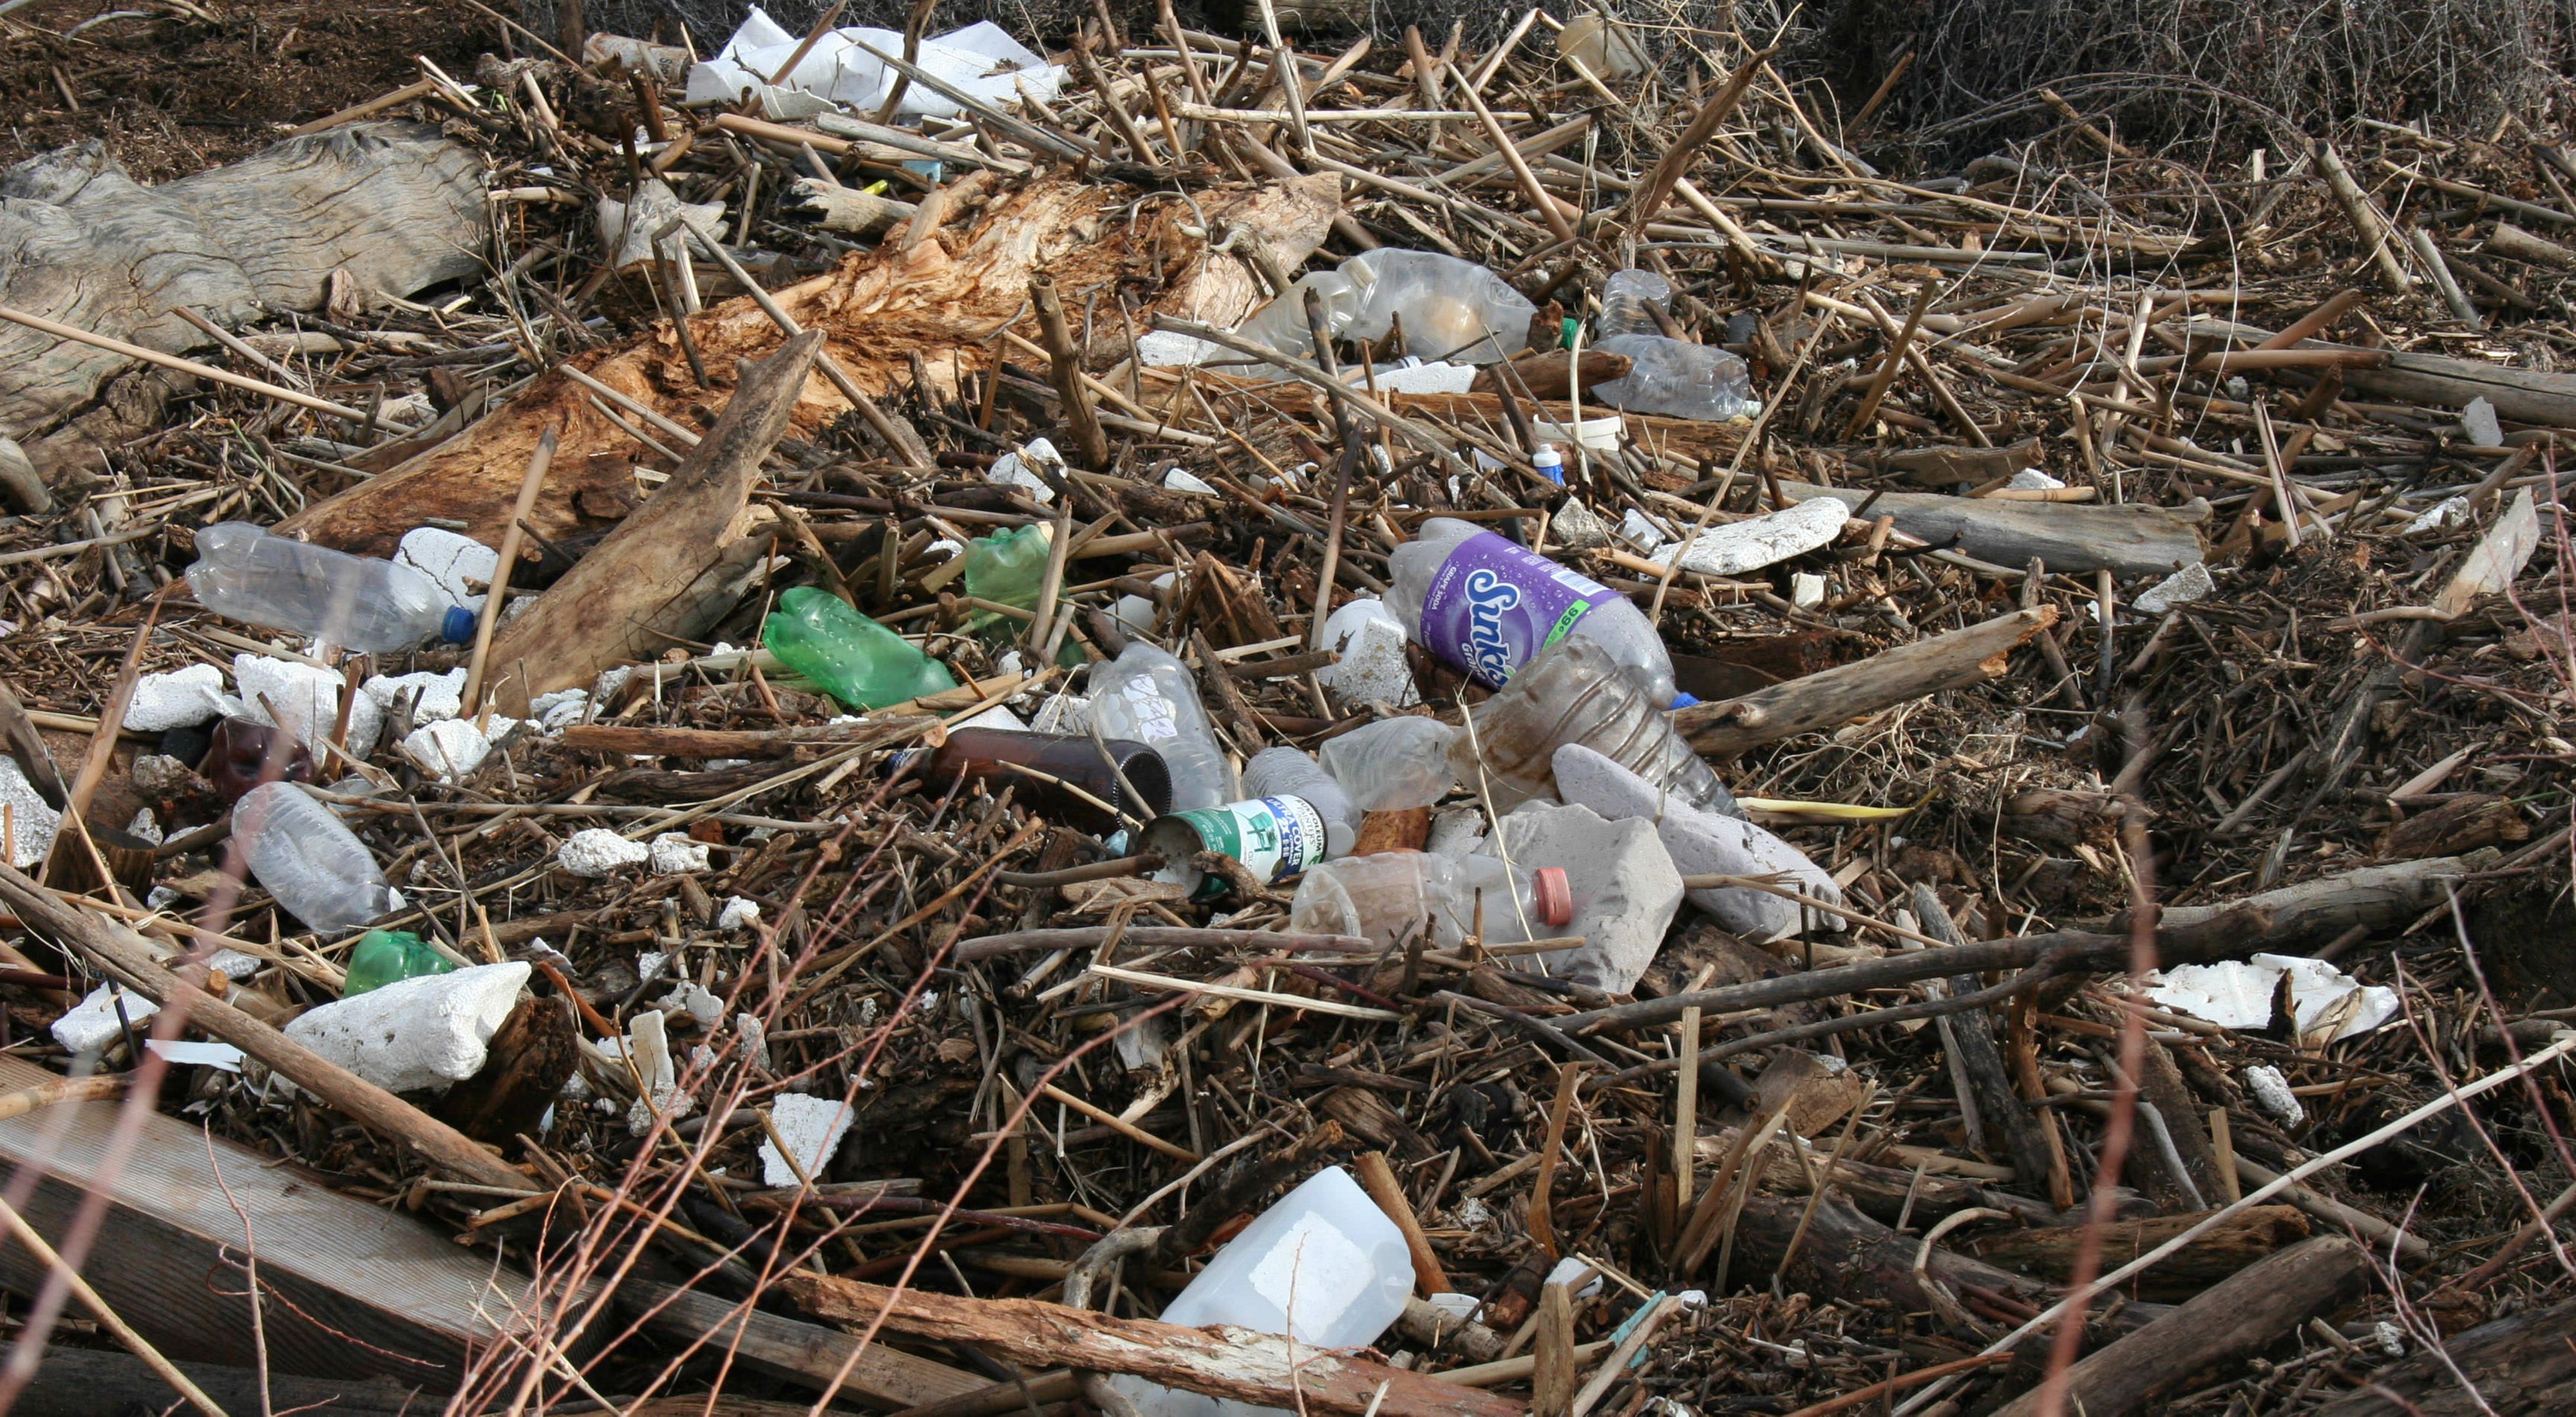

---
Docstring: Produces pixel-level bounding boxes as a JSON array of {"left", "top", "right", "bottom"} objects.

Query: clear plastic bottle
[
  {"left": 1589, "top": 334, "right": 1758, "bottom": 422},
  {"left": 1242, "top": 747, "right": 1359, "bottom": 857},
  {"left": 1238, "top": 251, "right": 1536, "bottom": 366},
  {"left": 762, "top": 587, "right": 959, "bottom": 710},
  {"left": 1450, "top": 853, "right": 1575, "bottom": 944},
  {"left": 1088, "top": 642, "right": 1237, "bottom": 810},
  {"left": 232, "top": 781, "right": 401, "bottom": 933},
  {"left": 1452, "top": 636, "right": 1734, "bottom": 813},
  {"left": 1385, "top": 517, "right": 1677, "bottom": 703},
  {"left": 1318, "top": 718, "right": 1456, "bottom": 811},
  {"left": 1289, "top": 851, "right": 1569, "bottom": 950},
  {"left": 187, "top": 522, "right": 477, "bottom": 653},
  {"left": 1105, "top": 1167, "right": 1412, "bottom": 1417},
  {"left": 1598, "top": 269, "right": 1673, "bottom": 338}
]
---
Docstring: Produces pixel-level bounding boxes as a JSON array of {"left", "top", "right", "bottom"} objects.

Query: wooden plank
[
  {"left": 623, "top": 1278, "right": 988, "bottom": 1410},
  {"left": 0, "top": 1052, "right": 531, "bottom": 1387},
  {"left": 1776, "top": 481, "right": 2208, "bottom": 576}
]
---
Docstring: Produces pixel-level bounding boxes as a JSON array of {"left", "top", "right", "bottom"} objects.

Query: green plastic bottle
[
  {"left": 961, "top": 524, "right": 1053, "bottom": 633},
  {"left": 343, "top": 930, "right": 455, "bottom": 996},
  {"left": 762, "top": 586, "right": 959, "bottom": 710}
]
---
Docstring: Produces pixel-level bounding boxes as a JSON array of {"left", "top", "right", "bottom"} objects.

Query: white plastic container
[
  {"left": 1108, "top": 1168, "right": 1412, "bottom": 1417},
  {"left": 232, "top": 781, "right": 400, "bottom": 932},
  {"left": 1386, "top": 517, "right": 1676, "bottom": 703},
  {"left": 187, "top": 522, "right": 477, "bottom": 653}
]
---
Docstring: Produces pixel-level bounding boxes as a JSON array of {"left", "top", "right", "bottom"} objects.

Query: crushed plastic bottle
[
  {"left": 1586, "top": 269, "right": 1759, "bottom": 421},
  {"left": 186, "top": 522, "right": 478, "bottom": 653},
  {"left": 232, "top": 781, "right": 401, "bottom": 933},
  {"left": 343, "top": 929, "right": 456, "bottom": 996},
  {"left": 1453, "top": 636, "right": 1734, "bottom": 813},
  {"left": 1386, "top": 516, "right": 1677, "bottom": 703},
  {"left": 1318, "top": 717, "right": 1457, "bottom": 810},
  {"left": 1104, "top": 1167, "right": 1412, "bottom": 1417},
  {"left": 1242, "top": 747, "right": 1360, "bottom": 857},
  {"left": 762, "top": 587, "right": 959, "bottom": 710},
  {"left": 961, "top": 524, "right": 1052, "bottom": 631},
  {"left": 1290, "top": 851, "right": 1569, "bottom": 951},
  {"left": 1088, "top": 642, "right": 1238, "bottom": 810},
  {"left": 1238, "top": 251, "right": 1536, "bottom": 366}
]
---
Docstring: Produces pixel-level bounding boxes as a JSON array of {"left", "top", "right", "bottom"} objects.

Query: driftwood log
[
  {"left": 1777, "top": 482, "right": 2210, "bottom": 576},
  {"left": 1960, "top": 1206, "right": 2310, "bottom": 1300},
  {"left": 777, "top": 1271, "right": 1525, "bottom": 1417},
  {"left": 0, "top": 122, "right": 486, "bottom": 488},
  {"left": 1991, "top": 1237, "right": 2369, "bottom": 1417},
  {"left": 2318, "top": 1295, "right": 2576, "bottom": 1414},
  {"left": 480, "top": 331, "right": 821, "bottom": 715},
  {"left": 620, "top": 1279, "right": 988, "bottom": 1409},
  {"left": 1673, "top": 606, "right": 2059, "bottom": 754},
  {"left": 278, "top": 175, "right": 1342, "bottom": 556}
]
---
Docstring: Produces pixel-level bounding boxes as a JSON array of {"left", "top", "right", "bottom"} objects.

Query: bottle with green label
[
  {"left": 762, "top": 586, "right": 958, "bottom": 710},
  {"left": 343, "top": 930, "right": 455, "bottom": 996},
  {"left": 1143, "top": 794, "right": 1332, "bottom": 900}
]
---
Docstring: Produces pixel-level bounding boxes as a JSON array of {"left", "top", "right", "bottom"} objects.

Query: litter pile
[{"left": 0, "top": 2, "right": 2569, "bottom": 1415}]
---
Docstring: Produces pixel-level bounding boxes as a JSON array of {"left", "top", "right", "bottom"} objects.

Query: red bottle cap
[{"left": 1531, "top": 867, "right": 1573, "bottom": 927}]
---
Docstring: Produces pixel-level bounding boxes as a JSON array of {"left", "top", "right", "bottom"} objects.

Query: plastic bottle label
[
  {"left": 1416, "top": 530, "right": 1621, "bottom": 688},
  {"left": 1164, "top": 795, "right": 1326, "bottom": 897}
]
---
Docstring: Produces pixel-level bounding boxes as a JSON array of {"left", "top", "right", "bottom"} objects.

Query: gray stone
[
  {"left": 1483, "top": 799, "right": 1681, "bottom": 991},
  {"left": 2461, "top": 396, "right": 2503, "bottom": 449},
  {"left": 1550, "top": 745, "right": 1844, "bottom": 943}
]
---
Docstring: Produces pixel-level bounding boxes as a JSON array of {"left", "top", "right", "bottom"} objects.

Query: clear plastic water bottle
[
  {"left": 1450, "top": 853, "right": 1575, "bottom": 944},
  {"left": 1238, "top": 251, "right": 1536, "bottom": 366},
  {"left": 762, "top": 587, "right": 959, "bottom": 710},
  {"left": 1242, "top": 747, "right": 1359, "bottom": 857},
  {"left": 232, "top": 781, "right": 401, "bottom": 933},
  {"left": 1587, "top": 269, "right": 1758, "bottom": 421},
  {"left": 1385, "top": 516, "right": 1676, "bottom": 703},
  {"left": 1452, "top": 636, "right": 1732, "bottom": 813},
  {"left": 1088, "top": 643, "right": 1237, "bottom": 810},
  {"left": 1318, "top": 718, "right": 1457, "bottom": 811},
  {"left": 1290, "top": 851, "right": 1569, "bottom": 950},
  {"left": 1105, "top": 1168, "right": 1412, "bottom": 1417},
  {"left": 187, "top": 522, "right": 477, "bottom": 653}
]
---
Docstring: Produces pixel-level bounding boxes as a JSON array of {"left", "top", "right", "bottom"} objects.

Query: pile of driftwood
[{"left": 0, "top": 3, "right": 2567, "bottom": 1416}]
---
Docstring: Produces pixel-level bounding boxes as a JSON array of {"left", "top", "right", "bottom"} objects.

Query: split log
[
  {"left": 776, "top": 1271, "right": 1526, "bottom": 1417},
  {"left": 480, "top": 332, "right": 821, "bottom": 716},
  {"left": 2345, "top": 351, "right": 2576, "bottom": 426},
  {"left": 15, "top": 1348, "right": 424, "bottom": 1416},
  {"left": 2139, "top": 853, "right": 2486, "bottom": 945},
  {"left": 1989, "top": 1237, "right": 2369, "bottom": 1417},
  {"left": 1776, "top": 482, "right": 2209, "bottom": 576},
  {"left": 0, "top": 123, "right": 486, "bottom": 481},
  {"left": 2378, "top": 792, "right": 2529, "bottom": 859},
  {"left": 278, "top": 176, "right": 1341, "bottom": 557},
  {"left": 1673, "top": 606, "right": 2059, "bottom": 755},
  {"left": 1864, "top": 437, "right": 2045, "bottom": 488},
  {"left": 1960, "top": 1206, "right": 2309, "bottom": 1300},
  {"left": 2316, "top": 1295, "right": 2576, "bottom": 1414},
  {"left": 0, "top": 1051, "right": 541, "bottom": 1385},
  {"left": 621, "top": 1278, "right": 988, "bottom": 1409}
]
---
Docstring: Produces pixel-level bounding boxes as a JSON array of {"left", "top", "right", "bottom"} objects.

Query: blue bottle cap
[
  {"left": 1667, "top": 690, "right": 1701, "bottom": 710},
  {"left": 441, "top": 605, "right": 478, "bottom": 644}
]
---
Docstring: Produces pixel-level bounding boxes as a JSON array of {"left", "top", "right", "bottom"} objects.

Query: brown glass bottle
[
  {"left": 201, "top": 717, "right": 317, "bottom": 805},
  {"left": 914, "top": 729, "right": 1171, "bottom": 831}
]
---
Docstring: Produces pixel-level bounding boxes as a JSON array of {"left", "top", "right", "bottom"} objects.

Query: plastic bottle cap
[
  {"left": 1667, "top": 690, "right": 1701, "bottom": 710},
  {"left": 1531, "top": 867, "right": 1573, "bottom": 927},
  {"left": 441, "top": 605, "right": 479, "bottom": 644}
]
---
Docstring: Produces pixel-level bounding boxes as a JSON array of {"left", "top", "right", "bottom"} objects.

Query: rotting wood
[{"left": 1674, "top": 607, "right": 2060, "bottom": 755}]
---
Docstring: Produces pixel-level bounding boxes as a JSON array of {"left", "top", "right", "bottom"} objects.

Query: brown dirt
[{"left": 0, "top": 1, "right": 496, "bottom": 182}]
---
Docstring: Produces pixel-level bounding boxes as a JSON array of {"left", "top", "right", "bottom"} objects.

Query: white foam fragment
[
  {"left": 656, "top": 981, "right": 726, "bottom": 1028},
  {"left": 1135, "top": 330, "right": 1222, "bottom": 366},
  {"left": 2244, "top": 1063, "right": 2304, "bottom": 1125},
  {"left": 1162, "top": 467, "right": 1218, "bottom": 495},
  {"left": 759, "top": 1091, "right": 858, "bottom": 1186},
  {"left": 123, "top": 663, "right": 231, "bottom": 732},
  {"left": 2462, "top": 395, "right": 2503, "bottom": 448},
  {"left": 625, "top": 1007, "right": 692, "bottom": 1132},
  {"left": 365, "top": 667, "right": 468, "bottom": 723},
  {"left": 1317, "top": 598, "right": 1419, "bottom": 708},
  {"left": 2134, "top": 562, "right": 2214, "bottom": 614},
  {"left": 126, "top": 808, "right": 162, "bottom": 846},
  {"left": 1655, "top": 495, "right": 1851, "bottom": 576},
  {"left": 529, "top": 689, "right": 590, "bottom": 732},
  {"left": 1791, "top": 571, "right": 1827, "bottom": 609},
  {"left": 595, "top": 178, "right": 724, "bottom": 271},
  {"left": 736, "top": 1013, "right": 771, "bottom": 1070},
  {"left": 1549, "top": 500, "right": 1610, "bottom": 550},
  {"left": 1368, "top": 361, "right": 1479, "bottom": 394},
  {"left": 236, "top": 654, "right": 382, "bottom": 757},
  {"left": 2406, "top": 495, "right": 2472, "bottom": 534},
  {"left": 0, "top": 757, "right": 61, "bottom": 868},
  {"left": 2149, "top": 953, "right": 2399, "bottom": 1042},
  {"left": 146, "top": 1038, "right": 245, "bottom": 1072},
  {"left": 2007, "top": 468, "right": 2066, "bottom": 490},
  {"left": 717, "top": 896, "right": 763, "bottom": 930},
  {"left": 52, "top": 982, "right": 156, "bottom": 1053},
  {"left": 404, "top": 717, "right": 508, "bottom": 782},
  {"left": 649, "top": 832, "right": 712, "bottom": 875},
  {"left": 988, "top": 437, "right": 1063, "bottom": 503},
  {"left": 558, "top": 828, "right": 650, "bottom": 877},
  {"left": 395, "top": 528, "right": 499, "bottom": 613},
  {"left": 283, "top": 962, "right": 529, "bottom": 1094}
]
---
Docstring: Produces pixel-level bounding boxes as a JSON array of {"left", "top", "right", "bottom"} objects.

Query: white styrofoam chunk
[
  {"left": 2007, "top": 468, "right": 2066, "bottom": 490},
  {"left": 236, "top": 654, "right": 382, "bottom": 758},
  {"left": 404, "top": 717, "right": 507, "bottom": 781},
  {"left": 558, "top": 828, "right": 651, "bottom": 877},
  {"left": 737, "top": 1013, "right": 772, "bottom": 1071},
  {"left": 1162, "top": 468, "right": 1218, "bottom": 495},
  {"left": 1318, "top": 598, "right": 1419, "bottom": 708},
  {"left": 989, "top": 437, "right": 1063, "bottom": 503},
  {"left": 2405, "top": 495, "right": 2471, "bottom": 534},
  {"left": 0, "top": 757, "right": 61, "bottom": 868},
  {"left": 395, "top": 528, "right": 499, "bottom": 613},
  {"left": 1135, "top": 330, "right": 1223, "bottom": 366},
  {"left": 364, "top": 668, "right": 468, "bottom": 723},
  {"left": 52, "top": 982, "right": 156, "bottom": 1053},
  {"left": 123, "top": 663, "right": 231, "bottom": 732},
  {"left": 625, "top": 1007, "right": 692, "bottom": 1131},
  {"left": 1549, "top": 500, "right": 1610, "bottom": 550},
  {"left": 2134, "top": 562, "right": 2214, "bottom": 615},
  {"left": 2462, "top": 395, "right": 2504, "bottom": 448},
  {"left": 1791, "top": 571, "right": 1827, "bottom": 609},
  {"left": 2150, "top": 954, "right": 2398, "bottom": 1042},
  {"left": 145, "top": 1038, "right": 245, "bottom": 1071},
  {"left": 1654, "top": 495, "right": 1850, "bottom": 576},
  {"left": 2244, "top": 1063, "right": 2304, "bottom": 1125},
  {"left": 759, "top": 1091, "right": 857, "bottom": 1186},
  {"left": 656, "top": 981, "right": 725, "bottom": 1028},
  {"left": 1367, "top": 361, "right": 1479, "bottom": 394},
  {"left": 717, "top": 897, "right": 763, "bottom": 930},
  {"left": 282, "top": 962, "right": 529, "bottom": 1093},
  {"left": 649, "top": 832, "right": 712, "bottom": 875}
]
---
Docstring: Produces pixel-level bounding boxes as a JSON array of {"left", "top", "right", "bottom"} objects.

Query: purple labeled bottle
[{"left": 1385, "top": 517, "right": 1676, "bottom": 703}]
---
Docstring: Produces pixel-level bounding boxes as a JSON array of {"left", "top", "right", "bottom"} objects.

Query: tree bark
[
  {"left": 2316, "top": 1296, "right": 2576, "bottom": 1415},
  {"left": 1776, "top": 482, "right": 2208, "bottom": 576},
  {"left": 1674, "top": 607, "right": 2060, "bottom": 755},
  {"left": 1960, "top": 1206, "right": 2309, "bottom": 1300}
]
